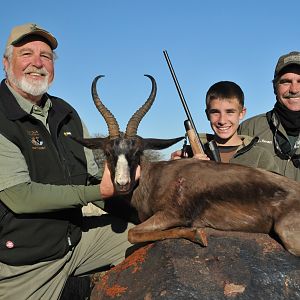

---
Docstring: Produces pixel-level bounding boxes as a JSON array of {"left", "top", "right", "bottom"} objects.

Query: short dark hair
[{"left": 205, "top": 81, "right": 244, "bottom": 108}]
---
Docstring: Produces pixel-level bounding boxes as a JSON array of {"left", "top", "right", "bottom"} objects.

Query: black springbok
[{"left": 72, "top": 74, "right": 300, "bottom": 257}]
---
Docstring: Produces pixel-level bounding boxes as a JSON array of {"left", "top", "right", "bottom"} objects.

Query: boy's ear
[
  {"left": 205, "top": 109, "right": 210, "bottom": 121},
  {"left": 239, "top": 107, "right": 247, "bottom": 120}
]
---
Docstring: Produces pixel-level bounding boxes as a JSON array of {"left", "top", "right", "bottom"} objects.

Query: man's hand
[
  {"left": 99, "top": 162, "right": 115, "bottom": 199},
  {"left": 135, "top": 165, "right": 141, "bottom": 181}
]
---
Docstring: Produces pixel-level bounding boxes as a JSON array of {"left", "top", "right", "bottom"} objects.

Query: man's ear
[
  {"left": 2, "top": 57, "right": 8, "bottom": 73},
  {"left": 272, "top": 80, "right": 277, "bottom": 95}
]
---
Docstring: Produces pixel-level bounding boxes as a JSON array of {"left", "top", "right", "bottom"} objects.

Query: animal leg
[
  {"left": 135, "top": 210, "right": 185, "bottom": 232},
  {"left": 274, "top": 211, "right": 300, "bottom": 256},
  {"left": 128, "top": 211, "right": 207, "bottom": 245},
  {"left": 128, "top": 226, "right": 208, "bottom": 246}
]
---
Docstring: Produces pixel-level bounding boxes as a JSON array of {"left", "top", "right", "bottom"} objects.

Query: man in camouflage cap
[{"left": 239, "top": 51, "right": 300, "bottom": 181}]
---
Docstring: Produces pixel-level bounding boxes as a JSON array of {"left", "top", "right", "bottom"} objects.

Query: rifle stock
[{"left": 184, "top": 120, "right": 205, "bottom": 155}]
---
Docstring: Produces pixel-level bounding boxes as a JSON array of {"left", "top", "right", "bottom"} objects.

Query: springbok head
[{"left": 71, "top": 74, "right": 184, "bottom": 193}]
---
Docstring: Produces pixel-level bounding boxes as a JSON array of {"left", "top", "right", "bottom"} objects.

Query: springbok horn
[
  {"left": 125, "top": 74, "right": 157, "bottom": 138},
  {"left": 91, "top": 75, "right": 121, "bottom": 139}
]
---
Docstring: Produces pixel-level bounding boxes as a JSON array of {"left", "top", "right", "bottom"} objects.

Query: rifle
[{"left": 163, "top": 50, "right": 220, "bottom": 161}]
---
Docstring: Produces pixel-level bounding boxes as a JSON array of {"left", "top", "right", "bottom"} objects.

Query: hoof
[{"left": 195, "top": 229, "right": 208, "bottom": 247}]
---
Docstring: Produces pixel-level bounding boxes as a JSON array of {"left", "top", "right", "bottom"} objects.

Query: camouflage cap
[
  {"left": 274, "top": 51, "right": 300, "bottom": 78},
  {"left": 6, "top": 23, "right": 57, "bottom": 49}
]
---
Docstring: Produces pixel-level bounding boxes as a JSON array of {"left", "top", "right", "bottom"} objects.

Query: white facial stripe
[{"left": 115, "top": 154, "right": 130, "bottom": 186}]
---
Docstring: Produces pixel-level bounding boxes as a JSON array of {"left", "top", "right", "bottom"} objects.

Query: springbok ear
[
  {"left": 143, "top": 136, "right": 184, "bottom": 150},
  {"left": 68, "top": 136, "right": 109, "bottom": 150}
]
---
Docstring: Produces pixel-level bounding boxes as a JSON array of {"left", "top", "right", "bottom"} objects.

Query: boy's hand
[
  {"left": 171, "top": 150, "right": 210, "bottom": 161},
  {"left": 170, "top": 150, "right": 188, "bottom": 160},
  {"left": 193, "top": 153, "right": 210, "bottom": 160}
]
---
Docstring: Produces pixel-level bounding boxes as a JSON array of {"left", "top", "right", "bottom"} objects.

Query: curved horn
[
  {"left": 125, "top": 74, "right": 157, "bottom": 137},
  {"left": 91, "top": 75, "right": 120, "bottom": 139}
]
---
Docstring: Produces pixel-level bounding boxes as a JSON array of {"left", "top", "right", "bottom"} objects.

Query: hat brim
[{"left": 11, "top": 30, "right": 57, "bottom": 50}]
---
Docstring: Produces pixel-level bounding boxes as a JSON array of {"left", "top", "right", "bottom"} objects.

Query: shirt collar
[{"left": 5, "top": 82, "right": 52, "bottom": 115}]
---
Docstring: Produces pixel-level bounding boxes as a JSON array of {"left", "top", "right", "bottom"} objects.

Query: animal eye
[{"left": 133, "top": 150, "right": 142, "bottom": 157}]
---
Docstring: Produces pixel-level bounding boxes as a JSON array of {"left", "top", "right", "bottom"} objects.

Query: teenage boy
[{"left": 172, "top": 81, "right": 279, "bottom": 172}]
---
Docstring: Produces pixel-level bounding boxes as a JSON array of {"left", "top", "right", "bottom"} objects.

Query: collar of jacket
[
  {"left": 235, "top": 136, "right": 259, "bottom": 156},
  {"left": 198, "top": 133, "right": 258, "bottom": 148},
  {"left": 266, "top": 109, "right": 290, "bottom": 138},
  {"left": 267, "top": 109, "right": 300, "bottom": 157}
]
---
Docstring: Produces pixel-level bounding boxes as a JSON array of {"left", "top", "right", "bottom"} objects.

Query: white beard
[{"left": 7, "top": 66, "right": 51, "bottom": 97}]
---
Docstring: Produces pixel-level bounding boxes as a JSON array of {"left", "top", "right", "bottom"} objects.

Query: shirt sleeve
[
  {"left": 0, "top": 128, "right": 105, "bottom": 214},
  {"left": 0, "top": 181, "right": 103, "bottom": 214},
  {"left": 0, "top": 133, "right": 31, "bottom": 191}
]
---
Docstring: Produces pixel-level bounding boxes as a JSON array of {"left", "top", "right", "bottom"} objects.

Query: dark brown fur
[
  {"left": 75, "top": 74, "right": 300, "bottom": 256},
  {"left": 128, "top": 158, "right": 300, "bottom": 256}
]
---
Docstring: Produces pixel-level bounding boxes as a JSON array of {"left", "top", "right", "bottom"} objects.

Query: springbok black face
[{"left": 71, "top": 74, "right": 184, "bottom": 193}]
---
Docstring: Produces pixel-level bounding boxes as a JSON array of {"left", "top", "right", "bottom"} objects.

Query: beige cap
[{"left": 6, "top": 23, "right": 58, "bottom": 49}]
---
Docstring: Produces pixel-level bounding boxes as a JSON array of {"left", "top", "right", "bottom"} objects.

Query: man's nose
[
  {"left": 290, "top": 81, "right": 300, "bottom": 94},
  {"left": 31, "top": 55, "right": 43, "bottom": 68}
]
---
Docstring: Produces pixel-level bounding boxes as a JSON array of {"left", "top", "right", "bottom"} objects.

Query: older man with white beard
[
  {"left": 0, "top": 23, "right": 137, "bottom": 300},
  {"left": 4, "top": 38, "right": 53, "bottom": 99}
]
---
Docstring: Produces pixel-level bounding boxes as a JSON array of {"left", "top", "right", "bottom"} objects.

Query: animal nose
[
  {"left": 116, "top": 178, "right": 131, "bottom": 186},
  {"left": 115, "top": 180, "right": 131, "bottom": 193}
]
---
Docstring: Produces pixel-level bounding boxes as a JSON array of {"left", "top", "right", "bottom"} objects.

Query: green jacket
[
  {"left": 199, "top": 133, "right": 279, "bottom": 173},
  {"left": 239, "top": 111, "right": 300, "bottom": 181}
]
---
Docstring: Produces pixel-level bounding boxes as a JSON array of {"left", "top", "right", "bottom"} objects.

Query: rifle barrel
[{"left": 163, "top": 50, "right": 204, "bottom": 153}]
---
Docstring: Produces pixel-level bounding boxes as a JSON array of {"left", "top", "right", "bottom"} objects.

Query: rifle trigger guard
[{"left": 181, "top": 136, "right": 188, "bottom": 158}]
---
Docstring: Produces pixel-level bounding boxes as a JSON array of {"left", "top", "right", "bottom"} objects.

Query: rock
[{"left": 90, "top": 230, "right": 300, "bottom": 300}]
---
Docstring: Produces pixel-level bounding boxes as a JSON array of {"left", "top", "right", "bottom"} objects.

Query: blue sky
[{"left": 1, "top": 1, "right": 300, "bottom": 157}]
